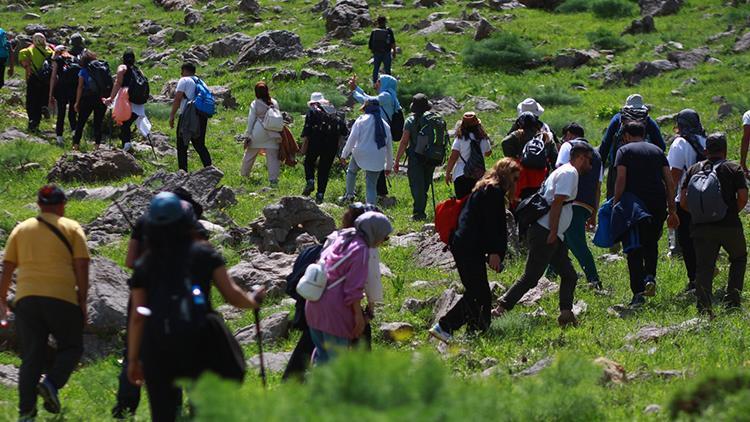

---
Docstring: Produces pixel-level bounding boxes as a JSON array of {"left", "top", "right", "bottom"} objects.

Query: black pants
[
  {"left": 377, "top": 171, "right": 388, "bottom": 196},
  {"left": 120, "top": 113, "right": 138, "bottom": 148},
  {"left": 440, "top": 245, "right": 491, "bottom": 333},
  {"left": 693, "top": 225, "right": 747, "bottom": 311},
  {"left": 55, "top": 95, "right": 77, "bottom": 137},
  {"left": 73, "top": 96, "right": 106, "bottom": 145},
  {"left": 500, "top": 223, "right": 578, "bottom": 311},
  {"left": 0, "top": 57, "right": 6, "bottom": 89},
  {"left": 14, "top": 296, "right": 83, "bottom": 415},
  {"left": 407, "top": 154, "right": 435, "bottom": 217},
  {"left": 676, "top": 205, "right": 696, "bottom": 285},
  {"left": 454, "top": 175, "right": 477, "bottom": 199},
  {"left": 176, "top": 114, "right": 211, "bottom": 171},
  {"left": 282, "top": 327, "right": 315, "bottom": 381},
  {"left": 26, "top": 76, "right": 47, "bottom": 130},
  {"left": 303, "top": 139, "right": 337, "bottom": 195},
  {"left": 626, "top": 211, "right": 665, "bottom": 295}
]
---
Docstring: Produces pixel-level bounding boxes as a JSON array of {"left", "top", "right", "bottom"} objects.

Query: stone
[
  {"left": 208, "top": 32, "right": 254, "bottom": 57},
  {"left": 311, "top": 0, "right": 329, "bottom": 13},
  {"left": 599, "top": 253, "right": 624, "bottom": 263},
  {"left": 415, "top": 233, "right": 454, "bottom": 270},
  {"left": 607, "top": 304, "right": 637, "bottom": 319},
  {"left": 470, "top": 96, "right": 499, "bottom": 111},
  {"left": 139, "top": 20, "right": 163, "bottom": 35},
  {"left": 148, "top": 28, "right": 175, "bottom": 47},
  {"left": 205, "top": 186, "right": 238, "bottom": 210},
  {"left": 718, "top": 102, "right": 734, "bottom": 120},
  {"left": 518, "top": 277, "right": 559, "bottom": 306},
  {"left": 23, "top": 12, "right": 40, "bottom": 19},
  {"left": 425, "top": 42, "right": 447, "bottom": 54},
  {"left": 249, "top": 197, "right": 337, "bottom": 253},
  {"left": 236, "top": 30, "right": 304, "bottom": 66},
  {"left": 518, "top": 0, "right": 561, "bottom": 9},
  {"left": 594, "top": 357, "right": 627, "bottom": 384},
  {"left": 0, "top": 127, "right": 48, "bottom": 144},
  {"left": 295, "top": 232, "right": 319, "bottom": 252},
  {"left": 47, "top": 149, "right": 143, "bottom": 183},
  {"left": 655, "top": 113, "right": 677, "bottom": 125},
  {"left": 67, "top": 186, "right": 129, "bottom": 202},
  {"left": 516, "top": 356, "right": 553, "bottom": 376},
  {"left": 172, "top": 30, "right": 188, "bottom": 43},
  {"left": 481, "top": 357, "right": 498, "bottom": 369},
  {"left": 228, "top": 250, "right": 296, "bottom": 296},
  {"left": 325, "top": 0, "right": 372, "bottom": 39},
  {"left": 707, "top": 30, "right": 735, "bottom": 43},
  {"left": 572, "top": 300, "right": 588, "bottom": 317},
  {"left": 654, "top": 41, "right": 683, "bottom": 54},
  {"left": 554, "top": 49, "right": 600, "bottom": 69},
  {"left": 209, "top": 85, "right": 238, "bottom": 109},
  {"left": 623, "top": 15, "right": 656, "bottom": 35},
  {"left": 404, "top": 54, "right": 436, "bottom": 68},
  {"left": 627, "top": 60, "right": 677, "bottom": 84},
  {"left": 0, "top": 364, "right": 19, "bottom": 387},
  {"left": 416, "top": 19, "right": 473, "bottom": 36},
  {"left": 273, "top": 69, "right": 298, "bottom": 82},
  {"left": 299, "top": 68, "right": 332, "bottom": 81},
  {"left": 380, "top": 263, "right": 394, "bottom": 278},
  {"left": 153, "top": 0, "right": 195, "bottom": 12},
  {"left": 431, "top": 96, "right": 462, "bottom": 116},
  {"left": 639, "top": 0, "right": 683, "bottom": 17},
  {"left": 431, "top": 288, "right": 462, "bottom": 325},
  {"left": 401, "top": 297, "right": 437, "bottom": 313},
  {"left": 379, "top": 322, "right": 415, "bottom": 342},
  {"left": 247, "top": 352, "right": 292, "bottom": 373},
  {"left": 389, "top": 232, "right": 422, "bottom": 247},
  {"left": 474, "top": 18, "right": 498, "bottom": 41},
  {"left": 644, "top": 404, "right": 662, "bottom": 414},
  {"left": 667, "top": 47, "right": 709, "bottom": 69},
  {"left": 238, "top": 0, "right": 261, "bottom": 15},
  {"left": 414, "top": 0, "right": 444, "bottom": 6},
  {"left": 6, "top": 4, "right": 25, "bottom": 12},
  {"left": 87, "top": 257, "right": 131, "bottom": 332},
  {"left": 234, "top": 311, "right": 290, "bottom": 345},
  {"left": 182, "top": 45, "right": 210, "bottom": 63},
  {"left": 625, "top": 318, "right": 703, "bottom": 343},
  {"left": 184, "top": 8, "right": 203, "bottom": 26},
  {"left": 306, "top": 58, "right": 353, "bottom": 72}
]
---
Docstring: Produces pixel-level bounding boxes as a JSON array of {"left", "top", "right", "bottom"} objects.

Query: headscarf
[
  {"left": 675, "top": 109, "right": 706, "bottom": 146},
  {"left": 364, "top": 100, "right": 387, "bottom": 150},
  {"left": 255, "top": 81, "right": 272, "bottom": 106},
  {"left": 378, "top": 74, "right": 401, "bottom": 111},
  {"left": 354, "top": 211, "right": 393, "bottom": 247},
  {"left": 32, "top": 33, "right": 46, "bottom": 49}
]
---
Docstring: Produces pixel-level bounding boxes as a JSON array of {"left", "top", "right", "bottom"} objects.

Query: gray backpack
[{"left": 687, "top": 160, "right": 728, "bottom": 223}]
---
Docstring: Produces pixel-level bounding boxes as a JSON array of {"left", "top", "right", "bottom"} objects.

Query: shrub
[
  {"left": 596, "top": 104, "right": 622, "bottom": 120},
  {"left": 273, "top": 83, "right": 347, "bottom": 115},
  {"left": 463, "top": 33, "right": 540, "bottom": 73},
  {"left": 669, "top": 371, "right": 750, "bottom": 419},
  {"left": 556, "top": 0, "right": 592, "bottom": 13},
  {"left": 397, "top": 76, "right": 445, "bottom": 108},
  {"left": 591, "top": 0, "right": 636, "bottom": 18},
  {"left": 529, "top": 86, "right": 581, "bottom": 106},
  {"left": 586, "top": 28, "right": 631, "bottom": 51}
]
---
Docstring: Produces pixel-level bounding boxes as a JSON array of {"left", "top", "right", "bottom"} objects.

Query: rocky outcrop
[
  {"left": 623, "top": 15, "right": 656, "bottom": 35},
  {"left": 208, "top": 32, "right": 253, "bottom": 57},
  {"left": 249, "top": 197, "right": 336, "bottom": 253},
  {"left": 667, "top": 47, "right": 709, "bottom": 69},
  {"left": 234, "top": 311, "right": 290, "bottom": 345},
  {"left": 236, "top": 30, "right": 304, "bottom": 66},
  {"left": 553, "top": 49, "right": 600, "bottom": 69},
  {"left": 87, "top": 257, "right": 131, "bottom": 333},
  {"left": 227, "top": 249, "right": 297, "bottom": 297},
  {"left": 639, "top": 0, "right": 682, "bottom": 17},
  {"left": 431, "top": 288, "right": 462, "bottom": 325},
  {"left": 0, "top": 127, "right": 48, "bottom": 144},
  {"left": 474, "top": 18, "right": 498, "bottom": 41},
  {"left": 238, "top": 0, "right": 261, "bottom": 14},
  {"left": 247, "top": 352, "right": 292, "bottom": 372},
  {"left": 325, "top": 0, "right": 372, "bottom": 39},
  {"left": 47, "top": 149, "right": 143, "bottom": 183},
  {"left": 379, "top": 322, "right": 415, "bottom": 342},
  {"left": 625, "top": 318, "right": 703, "bottom": 343}
]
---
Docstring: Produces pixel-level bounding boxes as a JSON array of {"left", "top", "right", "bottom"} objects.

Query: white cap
[
  {"left": 308, "top": 92, "right": 328, "bottom": 105},
  {"left": 517, "top": 98, "right": 545, "bottom": 117},
  {"left": 625, "top": 94, "right": 644, "bottom": 109}
]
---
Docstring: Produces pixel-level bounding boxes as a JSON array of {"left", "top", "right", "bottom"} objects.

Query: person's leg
[
  {"left": 692, "top": 227, "right": 721, "bottom": 312},
  {"left": 407, "top": 157, "right": 427, "bottom": 217},
  {"left": 365, "top": 170, "right": 379, "bottom": 205},
  {"left": 55, "top": 97, "right": 67, "bottom": 137},
  {"left": 309, "top": 328, "right": 330, "bottom": 365},
  {"left": 26, "top": 79, "right": 42, "bottom": 130},
  {"left": 372, "top": 53, "right": 383, "bottom": 85},
  {"left": 114, "top": 302, "right": 140, "bottom": 415},
  {"left": 345, "top": 159, "right": 360, "bottom": 198},
  {"left": 643, "top": 218, "right": 665, "bottom": 283},
  {"left": 499, "top": 223, "right": 558, "bottom": 310},
  {"left": 316, "top": 143, "right": 337, "bottom": 196},
  {"left": 282, "top": 328, "right": 315, "bottom": 381},
  {"left": 176, "top": 117, "right": 189, "bottom": 171},
  {"left": 120, "top": 113, "right": 138, "bottom": 149},
  {"left": 192, "top": 114, "right": 212, "bottom": 167},
  {"left": 564, "top": 207, "right": 600, "bottom": 284},
  {"left": 439, "top": 249, "right": 489, "bottom": 333},
  {"left": 676, "top": 206, "right": 696, "bottom": 288},
  {"left": 423, "top": 164, "right": 435, "bottom": 215},
  {"left": 549, "top": 241, "right": 579, "bottom": 311},
  {"left": 240, "top": 148, "right": 259, "bottom": 177},
  {"left": 382, "top": 51, "right": 392, "bottom": 75},
  {"left": 42, "top": 298, "right": 83, "bottom": 391},
  {"left": 626, "top": 245, "right": 646, "bottom": 296},
  {"left": 92, "top": 102, "right": 106, "bottom": 146},
  {"left": 14, "top": 298, "right": 48, "bottom": 415},
  {"left": 377, "top": 170, "right": 388, "bottom": 196},
  {"left": 0, "top": 58, "right": 6, "bottom": 89},
  {"left": 144, "top": 374, "right": 180, "bottom": 422},
  {"left": 265, "top": 147, "right": 281, "bottom": 183},
  {"left": 72, "top": 97, "right": 94, "bottom": 147},
  {"left": 320, "top": 332, "right": 351, "bottom": 362},
  {"left": 303, "top": 140, "right": 320, "bottom": 190},
  {"left": 67, "top": 99, "right": 77, "bottom": 133},
  {"left": 720, "top": 227, "right": 747, "bottom": 307}
]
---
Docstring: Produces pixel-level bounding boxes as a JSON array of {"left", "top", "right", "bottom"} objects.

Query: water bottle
[{"left": 191, "top": 284, "right": 206, "bottom": 307}]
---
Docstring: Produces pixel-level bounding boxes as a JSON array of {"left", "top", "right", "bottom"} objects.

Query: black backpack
[
  {"left": 57, "top": 57, "right": 81, "bottom": 100},
  {"left": 611, "top": 107, "right": 651, "bottom": 161},
  {"left": 127, "top": 66, "right": 150, "bottom": 105},
  {"left": 307, "top": 104, "right": 346, "bottom": 142},
  {"left": 84, "top": 60, "right": 113, "bottom": 98},
  {"left": 285, "top": 244, "right": 324, "bottom": 330},
  {"left": 31, "top": 46, "right": 52, "bottom": 83},
  {"left": 370, "top": 28, "right": 391, "bottom": 54},
  {"left": 460, "top": 137, "right": 486, "bottom": 180},
  {"left": 387, "top": 108, "right": 405, "bottom": 143},
  {"left": 521, "top": 134, "right": 547, "bottom": 169}
]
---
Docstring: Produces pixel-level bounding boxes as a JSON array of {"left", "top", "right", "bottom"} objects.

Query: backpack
[
  {"left": 413, "top": 111, "right": 449, "bottom": 167},
  {"left": 31, "top": 47, "right": 53, "bottom": 83},
  {"left": 0, "top": 29, "right": 8, "bottom": 59},
  {"left": 296, "top": 241, "right": 357, "bottom": 302},
  {"left": 370, "top": 28, "right": 391, "bottom": 54},
  {"left": 387, "top": 108, "right": 404, "bottom": 142},
  {"left": 307, "top": 104, "right": 345, "bottom": 141},
  {"left": 686, "top": 160, "right": 728, "bottom": 224},
  {"left": 190, "top": 76, "right": 216, "bottom": 117},
  {"left": 56, "top": 57, "right": 80, "bottom": 100},
  {"left": 520, "top": 134, "right": 547, "bottom": 169},
  {"left": 434, "top": 195, "right": 470, "bottom": 245},
  {"left": 127, "top": 66, "right": 150, "bottom": 105},
  {"left": 285, "top": 244, "right": 324, "bottom": 329},
  {"left": 262, "top": 104, "right": 284, "bottom": 132},
  {"left": 460, "top": 136, "right": 486, "bottom": 180},
  {"left": 612, "top": 107, "right": 651, "bottom": 160},
  {"left": 84, "top": 60, "right": 113, "bottom": 98},
  {"left": 513, "top": 190, "right": 550, "bottom": 237}
]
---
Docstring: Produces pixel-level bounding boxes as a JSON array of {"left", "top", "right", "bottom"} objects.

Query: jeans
[
  {"left": 176, "top": 113, "right": 211, "bottom": 171},
  {"left": 372, "top": 52, "right": 392, "bottom": 84},
  {"left": 625, "top": 211, "right": 665, "bottom": 295},
  {"left": 54, "top": 96, "right": 77, "bottom": 137},
  {"left": 73, "top": 95, "right": 106, "bottom": 145},
  {"left": 14, "top": 296, "right": 83, "bottom": 415},
  {"left": 26, "top": 76, "right": 47, "bottom": 130},
  {"left": 309, "top": 328, "right": 350, "bottom": 365},
  {"left": 454, "top": 175, "right": 477, "bottom": 199},
  {"left": 676, "top": 205, "right": 696, "bottom": 285},
  {"left": 692, "top": 224, "right": 747, "bottom": 311},
  {"left": 303, "top": 139, "right": 338, "bottom": 195},
  {"left": 564, "top": 206, "right": 600, "bottom": 283},
  {"left": 407, "top": 154, "right": 435, "bottom": 217},
  {"left": 439, "top": 246, "right": 491, "bottom": 333},
  {"left": 500, "top": 223, "right": 578, "bottom": 311},
  {"left": 120, "top": 113, "right": 138, "bottom": 148},
  {"left": 241, "top": 147, "right": 280, "bottom": 182},
  {"left": 346, "top": 158, "right": 380, "bottom": 205}
]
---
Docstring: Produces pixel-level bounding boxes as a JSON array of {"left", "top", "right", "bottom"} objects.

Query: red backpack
[{"left": 434, "top": 195, "right": 469, "bottom": 244}]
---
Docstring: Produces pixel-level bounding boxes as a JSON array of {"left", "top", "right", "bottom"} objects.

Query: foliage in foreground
[{"left": 669, "top": 371, "right": 750, "bottom": 420}]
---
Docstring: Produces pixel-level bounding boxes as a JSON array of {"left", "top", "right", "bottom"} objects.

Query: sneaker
[
  {"left": 315, "top": 192, "right": 324, "bottom": 204},
  {"left": 428, "top": 323, "right": 452, "bottom": 343},
  {"left": 37, "top": 377, "right": 61, "bottom": 414},
  {"left": 302, "top": 180, "right": 315, "bottom": 196},
  {"left": 643, "top": 279, "right": 656, "bottom": 297},
  {"left": 557, "top": 310, "right": 578, "bottom": 327},
  {"left": 123, "top": 142, "right": 132, "bottom": 153},
  {"left": 337, "top": 194, "right": 355, "bottom": 204},
  {"left": 629, "top": 293, "right": 646, "bottom": 308},
  {"left": 411, "top": 213, "right": 427, "bottom": 222},
  {"left": 588, "top": 280, "right": 604, "bottom": 290},
  {"left": 55, "top": 136, "right": 64, "bottom": 146},
  {"left": 17, "top": 409, "right": 37, "bottom": 422}
]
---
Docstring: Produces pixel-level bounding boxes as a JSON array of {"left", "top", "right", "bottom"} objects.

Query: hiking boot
[
  {"left": 315, "top": 192, "right": 324, "bottom": 204},
  {"left": 428, "top": 323, "right": 452, "bottom": 343},
  {"left": 17, "top": 409, "right": 37, "bottom": 422},
  {"left": 629, "top": 294, "right": 646, "bottom": 308},
  {"left": 588, "top": 280, "right": 604, "bottom": 291},
  {"left": 411, "top": 213, "right": 427, "bottom": 222},
  {"left": 37, "top": 377, "right": 60, "bottom": 414},
  {"left": 302, "top": 180, "right": 315, "bottom": 196},
  {"left": 557, "top": 310, "right": 578, "bottom": 327},
  {"left": 643, "top": 280, "right": 656, "bottom": 297}
]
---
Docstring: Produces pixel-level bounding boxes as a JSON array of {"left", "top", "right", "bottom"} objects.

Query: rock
[
  {"left": 205, "top": 186, "right": 238, "bottom": 210},
  {"left": 415, "top": 233, "right": 454, "bottom": 270},
  {"left": 249, "top": 196, "right": 336, "bottom": 253},
  {"left": 623, "top": 15, "right": 656, "bottom": 35},
  {"left": 172, "top": 30, "right": 188, "bottom": 43},
  {"left": 414, "top": 0, "right": 444, "bottom": 6},
  {"left": 236, "top": 30, "right": 304, "bottom": 66},
  {"left": 0, "top": 127, "right": 48, "bottom": 144},
  {"left": 554, "top": 49, "right": 600, "bottom": 69},
  {"left": 516, "top": 356, "right": 553, "bottom": 376},
  {"left": 667, "top": 47, "right": 709, "bottom": 69},
  {"left": 47, "top": 149, "right": 143, "bottom": 183},
  {"left": 431, "top": 288, "right": 462, "bottom": 325},
  {"left": 518, "top": 0, "right": 561, "bottom": 9},
  {"left": 518, "top": 277, "right": 559, "bottom": 306},
  {"left": 208, "top": 32, "right": 254, "bottom": 57},
  {"left": 639, "top": 0, "right": 682, "bottom": 17},
  {"left": 182, "top": 44, "right": 210, "bottom": 63},
  {"left": 273, "top": 69, "right": 298, "bottom": 82},
  {"left": 416, "top": 19, "right": 473, "bottom": 36},
  {"left": 148, "top": 28, "right": 175, "bottom": 47},
  {"left": 607, "top": 304, "right": 637, "bottom": 319},
  {"left": 87, "top": 257, "right": 130, "bottom": 332},
  {"left": 481, "top": 357, "right": 498, "bottom": 369},
  {"left": 0, "top": 364, "right": 19, "bottom": 387},
  {"left": 247, "top": 352, "right": 292, "bottom": 372},
  {"left": 14, "top": 162, "right": 41, "bottom": 172},
  {"left": 139, "top": 20, "right": 163, "bottom": 35},
  {"left": 401, "top": 297, "right": 437, "bottom": 313},
  {"left": 627, "top": 60, "right": 677, "bottom": 84},
  {"left": 707, "top": 30, "right": 735, "bottom": 43},
  {"left": 153, "top": 0, "right": 195, "bottom": 12},
  {"left": 67, "top": 186, "right": 129, "bottom": 202},
  {"left": 389, "top": 232, "right": 422, "bottom": 247},
  {"left": 474, "top": 18, "right": 498, "bottom": 41},
  {"left": 404, "top": 54, "right": 436, "bottom": 68},
  {"left": 425, "top": 42, "right": 447, "bottom": 54},
  {"left": 431, "top": 96, "right": 462, "bottom": 116},
  {"left": 184, "top": 8, "right": 203, "bottom": 26},
  {"left": 572, "top": 300, "right": 588, "bottom": 317},
  {"left": 234, "top": 311, "right": 290, "bottom": 344},
  {"left": 379, "top": 322, "right": 415, "bottom": 342},
  {"left": 655, "top": 113, "right": 677, "bottom": 125},
  {"left": 300, "top": 68, "right": 332, "bottom": 81},
  {"left": 81, "top": 333, "right": 120, "bottom": 363},
  {"left": 141, "top": 48, "right": 175, "bottom": 64},
  {"left": 6, "top": 4, "right": 25, "bottom": 12},
  {"left": 489, "top": 0, "right": 526, "bottom": 10},
  {"left": 311, "top": 0, "right": 329, "bottom": 13},
  {"left": 208, "top": 85, "right": 238, "bottom": 109},
  {"left": 238, "top": 0, "right": 261, "bottom": 14},
  {"left": 654, "top": 41, "right": 683, "bottom": 54},
  {"left": 379, "top": 263, "right": 394, "bottom": 278},
  {"left": 625, "top": 318, "right": 703, "bottom": 343},
  {"left": 295, "top": 232, "right": 319, "bottom": 252},
  {"left": 644, "top": 404, "right": 662, "bottom": 414},
  {"left": 23, "top": 12, "right": 41, "bottom": 19},
  {"left": 306, "top": 58, "right": 353, "bottom": 72},
  {"left": 718, "top": 102, "right": 734, "bottom": 120},
  {"left": 325, "top": 0, "right": 372, "bottom": 39},
  {"left": 228, "top": 250, "right": 296, "bottom": 296},
  {"left": 594, "top": 357, "right": 627, "bottom": 384},
  {"left": 599, "top": 253, "right": 624, "bottom": 263}
]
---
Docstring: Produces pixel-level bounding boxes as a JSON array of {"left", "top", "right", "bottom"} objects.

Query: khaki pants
[{"left": 241, "top": 147, "right": 280, "bottom": 182}]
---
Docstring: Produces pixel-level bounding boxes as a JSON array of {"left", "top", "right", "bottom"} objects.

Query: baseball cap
[
  {"left": 37, "top": 185, "right": 67, "bottom": 205},
  {"left": 148, "top": 192, "right": 186, "bottom": 226}
]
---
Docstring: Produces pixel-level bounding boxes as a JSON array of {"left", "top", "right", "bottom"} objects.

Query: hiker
[
  {"left": 48, "top": 45, "right": 78, "bottom": 146},
  {"left": 666, "top": 109, "right": 707, "bottom": 293},
  {"left": 502, "top": 111, "right": 557, "bottom": 201},
  {"left": 72, "top": 51, "right": 110, "bottom": 150},
  {"left": 444, "top": 111, "right": 492, "bottom": 199},
  {"left": 105, "top": 50, "right": 149, "bottom": 153},
  {"left": 241, "top": 81, "right": 283, "bottom": 186},
  {"left": 169, "top": 62, "right": 213, "bottom": 171},
  {"left": 429, "top": 158, "right": 519, "bottom": 342},
  {"left": 340, "top": 99, "right": 394, "bottom": 205},
  {"left": 305, "top": 211, "right": 392, "bottom": 364},
  {"left": 515, "top": 98, "right": 557, "bottom": 145},
  {"left": 392, "top": 94, "right": 449, "bottom": 220},
  {"left": 368, "top": 16, "right": 397, "bottom": 84},
  {"left": 0, "top": 185, "right": 90, "bottom": 422},
  {"left": 493, "top": 143, "right": 594, "bottom": 326},
  {"left": 740, "top": 109, "right": 750, "bottom": 176},
  {"left": 300, "top": 92, "right": 348, "bottom": 203},
  {"left": 680, "top": 133, "right": 748, "bottom": 315},
  {"left": 68, "top": 33, "right": 86, "bottom": 58},
  {"left": 0, "top": 27, "right": 14, "bottom": 89},
  {"left": 612, "top": 122, "right": 678, "bottom": 307},
  {"left": 600, "top": 94, "right": 666, "bottom": 199},
  {"left": 126, "top": 192, "right": 265, "bottom": 422},
  {"left": 19, "top": 33, "right": 53, "bottom": 132},
  {"left": 554, "top": 126, "right": 603, "bottom": 290},
  {"left": 350, "top": 74, "right": 403, "bottom": 202}
]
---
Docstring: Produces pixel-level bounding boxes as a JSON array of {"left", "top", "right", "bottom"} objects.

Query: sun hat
[
  {"left": 624, "top": 94, "right": 645, "bottom": 109},
  {"left": 517, "top": 98, "right": 544, "bottom": 117},
  {"left": 308, "top": 92, "right": 328, "bottom": 105}
]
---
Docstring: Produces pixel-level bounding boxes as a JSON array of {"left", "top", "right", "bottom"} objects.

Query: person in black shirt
[
  {"left": 680, "top": 133, "right": 748, "bottom": 314},
  {"left": 368, "top": 16, "right": 396, "bottom": 84},
  {"left": 48, "top": 45, "right": 78, "bottom": 146},
  {"left": 428, "top": 158, "right": 520, "bottom": 342}
]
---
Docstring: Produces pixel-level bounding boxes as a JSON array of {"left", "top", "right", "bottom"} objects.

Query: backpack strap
[
  {"left": 36, "top": 216, "right": 73, "bottom": 256},
  {"left": 683, "top": 136, "right": 706, "bottom": 166}
]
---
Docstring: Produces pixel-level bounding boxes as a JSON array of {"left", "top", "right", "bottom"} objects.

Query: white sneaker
[
  {"left": 428, "top": 323, "right": 452, "bottom": 343},
  {"left": 123, "top": 142, "right": 132, "bottom": 153},
  {"left": 56, "top": 136, "right": 64, "bottom": 146}
]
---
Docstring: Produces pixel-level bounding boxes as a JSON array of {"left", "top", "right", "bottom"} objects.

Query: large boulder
[
  {"left": 249, "top": 196, "right": 336, "bottom": 253},
  {"left": 209, "top": 85, "right": 238, "bottom": 109},
  {"left": 639, "top": 0, "right": 682, "bottom": 16},
  {"left": 238, "top": 0, "right": 261, "bottom": 14},
  {"left": 474, "top": 18, "right": 498, "bottom": 41},
  {"left": 208, "top": 32, "right": 254, "bottom": 57},
  {"left": 415, "top": 232, "right": 455, "bottom": 270},
  {"left": 227, "top": 249, "right": 296, "bottom": 296},
  {"left": 0, "top": 127, "right": 48, "bottom": 144},
  {"left": 87, "top": 257, "right": 130, "bottom": 333},
  {"left": 247, "top": 352, "right": 292, "bottom": 373},
  {"left": 47, "top": 149, "right": 144, "bottom": 183},
  {"left": 623, "top": 15, "right": 656, "bottom": 35},
  {"left": 517, "top": 0, "right": 562, "bottom": 9},
  {"left": 431, "top": 288, "right": 462, "bottom": 325},
  {"left": 667, "top": 47, "right": 709, "bottom": 69},
  {"left": 554, "top": 49, "right": 600, "bottom": 69},
  {"left": 325, "top": 0, "right": 372, "bottom": 39},
  {"left": 626, "top": 60, "right": 677, "bottom": 85},
  {"left": 234, "top": 311, "right": 290, "bottom": 345},
  {"left": 236, "top": 30, "right": 304, "bottom": 66}
]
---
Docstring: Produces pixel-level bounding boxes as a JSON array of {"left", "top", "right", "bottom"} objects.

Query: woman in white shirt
[
  {"left": 445, "top": 112, "right": 492, "bottom": 198},
  {"left": 241, "top": 81, "right": 282, "bottom": 186}
]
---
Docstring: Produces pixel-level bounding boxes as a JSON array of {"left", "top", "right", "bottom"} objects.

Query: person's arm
[
  {"left": 663, "top": 166, "right": 679, "bottom": 228},
  {"left": 342, "top": 247, "right": 368, "bottom": 338},
  {"left": 649, "top": 118, "right": 666, "bottom": 151},
  {"left": 74, "top": 75, "right": 84, "bottom": 113},
  {"left": 737, "top": 189, "right": 748, "bottom": 212},
  {"left": 212, "top": 266, "right": 264, "bottom": 309},
  {"left": 679, "top": 184, "right": 689, "bottom": 211},
  {"left": 587, "top": 180, "right": 602, "bottom": 229},
  {"left": 445, "top": 149, "right": 460, "bottom": 185},
  {"left": 670, "top": 168, "right": 683, "bottom": 196},
  {"left": 351, "top": 86, "right": 375, "bottom": 105},
  {"left": 742, "top": 125, "right": 750, "bottom": 174},
  {"left": 7, "top": 41, "right": 14, "bottom": 76},
  {"left": 340, "top": 120, "right": 358, "bottom": 160},
  {"left": 483, "top": 188, "right": 508, "bottom": 270},
  {"left": 244, "top": 102, "right": 257, "bottom": 137},
  {"left": 393, "top": 130, "right": 410, "bottom": 173},
  {"left": 546, "top": 194, "right": 567, "bottom": 244},
  {"left": 169, "top": 91, "right": 184, "bottom": 129},
  {"left": 613, "top": 165, "right": 627, "bottom": 205},
  {"left": 106, "top": 65, "right": 126, "bottom": 105},
  {"left": 73, "top": 258, "right": 89, "bottom": 324},
  {"left": 127, "top": 288, "right": 147, "bottom": 386},
  {"left": 368, "top": 31, "right": 374, "bottom": 52},
  {"left": 48, "top": 61, "right": 58, "bottom": 108},
  {"left": 124, "top": 239, "right": 140, "bottom": 270},
  {"left": 599, "top": 115, "right": 619, "bottom": 167},
  {"left": 384, "top": 128, "right": 394, "bottom": 174},
  {"left": 390, "top": 29, "right": 397, "bottom": 58},
  {"left": 0, "top": 261, "right": 17, "bottom": 319}
]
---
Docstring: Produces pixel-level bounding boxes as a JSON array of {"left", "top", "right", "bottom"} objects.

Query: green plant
[
  {"left": 397, "top": 76, "right": 445, "bottom": 108},
  {"left": 586, "top": 28, "right": 631, "bottom": 51},
  {"left": 529, "top": 86, "right": 581, "bottom": 106},
  {"left": 389, "top": 275, "right": 405, "bottom": 297},
  {"left": 273, "top": 83, "right": 347, "bottom": 115},
  {"left": 463, "top": 33, "right": 540, "bottom": 73},
  {"left": 669, "top": 371, "right": 750, "bottom": 419},
  {"left": 591, "top": 0, "right": 636, "bottom": 18},
  {"left": 596, "top": 104, "right": 622, "bottom": 120},
  {"left": 556, "top": 0, "right": 592, "bottom": 14}
]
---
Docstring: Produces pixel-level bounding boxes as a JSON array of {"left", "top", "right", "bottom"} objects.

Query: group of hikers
[{"left": 1, "top": 16, "right": 750, "bottom": 422}]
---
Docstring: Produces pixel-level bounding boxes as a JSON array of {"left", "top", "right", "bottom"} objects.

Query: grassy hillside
[{"left": 2, "top": 0, "right": 750, "bottom": 420}]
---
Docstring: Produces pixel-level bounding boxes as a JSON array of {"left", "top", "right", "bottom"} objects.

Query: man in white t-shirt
[
  {"left": 740, "top": 110, "right": 750, "bottom": 175},
  {"left": 495, "top": 142, "right": 594, "bottom": 326},
  {"left": 169, "top": 62, "right": 212, "bottom": 171}
]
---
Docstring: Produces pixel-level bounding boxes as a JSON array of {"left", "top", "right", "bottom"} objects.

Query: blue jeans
[
  {"left": 372, "top": 52, "right": 392, "bottom": 84},
  {"left": 309, "top": 328, "right": 351, "bottom": 365},
  {"left": 346, "top": 158, "right": 380, "bottom": 205}
]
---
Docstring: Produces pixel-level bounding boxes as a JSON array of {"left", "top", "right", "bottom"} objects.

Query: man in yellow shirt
[
  {"left": 18, "top": 33, "right": 53, "bottom": 132},
  {"left": 0, "top": 185, "right": 89, "bottom": 421}
]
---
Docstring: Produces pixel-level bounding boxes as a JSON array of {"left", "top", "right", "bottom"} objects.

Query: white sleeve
[
  {"left": 481, "top": 138, "right": 491, "bottom": 154},
  {"left": 555, "top": 143, "right": 572, "bottom": 168},
  {"left": 555, "top": 168, "right": 578, "bottom": 199},
  {"left": 667, "top": 138, "right": 686, "bottom": 170},
  {"left": 743, "top": 110, "right": 750, "bottom": 126},
  {"left": 341, "top": 119, "right": 359, "bottom": 159},
  {"left": 175, "top": 77, "right": 188, "bottom": 95},
  {"left": 451, "top": 138, "right": 461, "bottom": 151},
  {"left": 245, "top": 102, "right": 256, "bottom": 137},
  {"left": 364, "top": 248, "right": 384, "bottom": 304}
]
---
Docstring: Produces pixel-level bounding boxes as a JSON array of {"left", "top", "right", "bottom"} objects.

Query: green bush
[
  {"left": 556, "top": 0, "right": 592, "bottom": 13},
  {"left": 463, "top": 33, "right": 540, "bottom": 74},
  {"left": 586, "top": 28, "right": 631, "bottom": 51},
  {"left": 591, "top": 0, "right": 636, "bottom": 18},
  {"left": 529, "top": 86, "right": 581, "bottom": 107},
  {"left": 669, "top": 371, "right": 750, "bottom": 419},
  {"left": 397, "top": 76, "right": 445, "bottom": 109},
  {"left": 273, "top": 83, "right": 347, "bottom": 115}
]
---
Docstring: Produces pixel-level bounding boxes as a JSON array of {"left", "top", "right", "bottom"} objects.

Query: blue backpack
[
  {"left": 191, "top": 76, "right": 215, "bottom": 117},
  {"left": 0, "top": 29, "right": 9, "bottom": 59}
]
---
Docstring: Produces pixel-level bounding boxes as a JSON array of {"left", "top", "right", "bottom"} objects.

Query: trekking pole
[
  {"left": 430, "top": 178, "right": 437, "bottom": 216},
  {"left": 253, "top": 308, "right": 267, "bottom": 388},
  {"left": 113, "top": 198, "right": 134, "bottom": 230},
  {"left": 146, "top": 134, "right": 158, "bottom": 161}
]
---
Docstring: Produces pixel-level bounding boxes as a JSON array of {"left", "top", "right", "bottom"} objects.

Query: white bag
[
  {"left": 296, "top": 247, "right": 355, "bottom": 302},
  {"left": 262, "top": 105, "right": 284, "bottom": 133}
]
